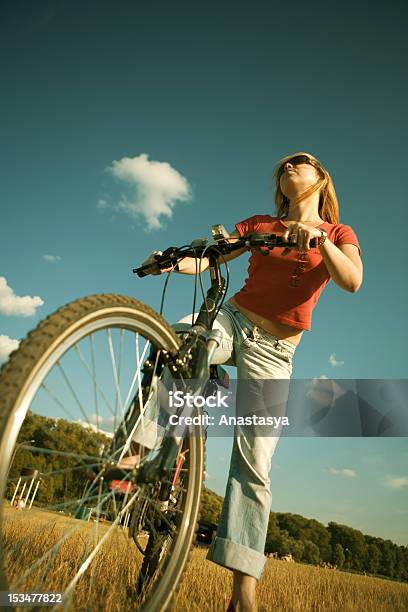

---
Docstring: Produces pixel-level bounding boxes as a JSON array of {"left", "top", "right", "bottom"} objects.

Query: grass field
[{"left": 2, "top": 506, "right": 408, "bottom": 611}]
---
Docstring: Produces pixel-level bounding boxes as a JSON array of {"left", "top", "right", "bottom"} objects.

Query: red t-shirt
[{"left": 233, "top": 215, "right": 362, "bottom": 331}]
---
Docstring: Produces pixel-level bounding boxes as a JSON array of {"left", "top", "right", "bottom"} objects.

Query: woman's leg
[
  {"left": 231, "top": 571, "right": 257, "bottom": 612},
  {"left": 207, "top": 305, "right": 296, "bottom": 607}
]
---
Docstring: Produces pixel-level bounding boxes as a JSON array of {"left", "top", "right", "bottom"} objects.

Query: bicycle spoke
[
  {"left": 107, "top": 329, "right": 126, "bottom": 436},
  {"left": 62, "top": 489, "right": 140, "bottom": 600},
  {"left": 56, "top": 361, "right": 92, "bottom": 428},
  {"left": 27, "top": 461, "right": 102, "bottom": 480},
  {"left": 40, "top": 382, "right": 79, "bottom": 423},
  {"left": 89, "top": 335, "right": 99, "bottom": 431},
  {"left": 122, "top": 334, "right": 150, "bottom": 410},
  {"left": 135, "top": 333, "right": 149, "bottom": 447},
  {"left": 74, "top": 339, "right": 130, "bottom": 445},
  {"left": 92, "top": 478, "right": 104, "bottom": 548},
  {"left": 73, "top": 343, "right": 115, "bottom": 418},
  {"left": 116, "top": 335, "right": 153, "bottom": 462},
  {"left": 21, "top": 444, "right": 103, "bottom": 464},
  {"left": 32, "top": 493, "right": 102, "bottom": 513}
]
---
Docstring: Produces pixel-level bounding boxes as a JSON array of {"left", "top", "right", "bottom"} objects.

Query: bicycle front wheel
[{"left": 0, "top": 294, "right": 205, "bottom": 611}]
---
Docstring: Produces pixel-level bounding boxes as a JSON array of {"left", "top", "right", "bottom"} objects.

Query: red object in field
[{"left": 109, "top": 480, "right": 133, "bottom": 494}]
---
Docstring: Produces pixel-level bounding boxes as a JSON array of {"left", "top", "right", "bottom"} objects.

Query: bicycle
[{"left": 0, "top": 226, "right": 311, "bottom": 610}]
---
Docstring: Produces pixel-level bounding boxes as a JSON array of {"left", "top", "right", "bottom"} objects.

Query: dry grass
[
  {"left": 2, "top": 506, "right": 142, "bottom": 611},
  {"left": 176, "top": 550, "right": 408, "bottom": 612},
  {"left": 2, "top": 506, "right": 408, "bottom": 611}
]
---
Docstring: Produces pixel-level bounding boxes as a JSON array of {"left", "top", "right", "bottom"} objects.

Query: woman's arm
[
  {"left": 140, "top": 230, "right": 246, "bottom": 276},
  {"left": 319, "top": 241, "right": 363, "bottom": 293},
  {"left": 176, "top": 229, "right": 247, "bottom": 275},
  {"left": 280, "top": 221, "right": 363, "bottom": 293}
]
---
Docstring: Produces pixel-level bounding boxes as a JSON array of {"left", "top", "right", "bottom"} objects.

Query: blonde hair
[{"left": 272, "top": 151, "right": 340, "bottom": 224}]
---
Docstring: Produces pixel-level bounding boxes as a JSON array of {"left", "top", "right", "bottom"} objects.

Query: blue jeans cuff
[{"left": 206, "top": 536, "right": 266, "bottom": 580}]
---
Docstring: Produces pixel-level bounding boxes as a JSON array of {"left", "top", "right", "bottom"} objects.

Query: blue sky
[{"left": 1, "top": 1, "right": 407, "bottom": 544}]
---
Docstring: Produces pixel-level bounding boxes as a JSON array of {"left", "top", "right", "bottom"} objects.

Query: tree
[
  {"left": 327, "top": 522, "right": 367, "bottom": 571},
  {"left": 379, "top": 540, "right": 397, "bottom": 578},
  {"left": 289, "top": 539, "right": 305, "bottom": 562},
  {"left": 303, "top": 540, "right": 320, "bottom": 565},
  {"left": 277, "top": 512, "right": 331, "bottom": 561},
  {"left": 332, "top": 543, "right": 345, "bottom": 568},
  {"left": 199, "top": 487, "right": 223, "bottom": 524},
  {"left": 366, "top": 542, "right": 381, "bottom": 575}
]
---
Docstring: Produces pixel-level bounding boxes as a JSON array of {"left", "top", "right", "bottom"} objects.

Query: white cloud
[
  {"left": 43, "top": 254, "right": 61, "bottom": 263},
  {"left": 74, "top": 420, "right": 114, "bottom": 438},
  {"left": 97, "top": 199, "right": 109, "bottom": 209},
  {"left": 0, "top": 277, "right": 44, "bottom": 317},
  {"left": 310, "top": 375, "right": 329, "bottom": 384},
  {"left": 88, "top": 414, "right": 103, "bottom": 426},
  {"left": 88, "top": 414, "right": 115, "bottom": 427},
  {"left": 0, "top": 335, "right": 20, "bottom": 361},
  {"left": 383, "top": 475, "right": 408, "bottom": 490},
  {"left": 329, "top": 353, "right": 344, "bottom": 367},
  {"left": 328, "top": 467, "right": 356, "bottom": 478},
  {"left": 104, "top": 153, "right": 192, "bottom": 230}
]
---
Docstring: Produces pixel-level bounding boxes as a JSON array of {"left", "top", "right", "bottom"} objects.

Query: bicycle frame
[{"left": 133, "top": 252, "right": 230, "bottom": 484}]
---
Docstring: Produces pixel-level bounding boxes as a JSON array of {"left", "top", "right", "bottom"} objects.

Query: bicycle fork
[{"left": 157, "top": 448, "right": 187, "bottom": 506}]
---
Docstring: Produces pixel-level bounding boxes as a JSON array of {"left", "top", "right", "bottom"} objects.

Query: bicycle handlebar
[{"left": 133, "top": 233, "right": 319, "bottom": 277}]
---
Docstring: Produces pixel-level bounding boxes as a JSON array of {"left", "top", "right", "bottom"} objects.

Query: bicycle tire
[{"left": 0, "top": 294, "right": 205, "bottom": 611}]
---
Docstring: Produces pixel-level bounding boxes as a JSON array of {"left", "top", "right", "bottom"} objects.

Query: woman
[{"left": 138, "top": 152, "right": 363, "bottom": 612}]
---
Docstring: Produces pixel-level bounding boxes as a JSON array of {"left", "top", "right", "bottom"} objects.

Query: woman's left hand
[{"left": 281, "top": 221, "right": 322, "bottom": 252}]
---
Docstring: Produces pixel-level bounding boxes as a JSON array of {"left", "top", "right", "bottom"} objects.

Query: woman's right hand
[{"left": 142, "top": 251, "right": 174, "bottom": 275}]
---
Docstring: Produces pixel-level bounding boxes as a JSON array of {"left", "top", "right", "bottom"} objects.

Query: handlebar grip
[
  {"left": 133, "top": 255, "right": 161, "bottom": 277},
  {"left": 133, "top": 250, "right": 178, "bottom": 277},
  {"left": 135, "top": 268, "right": 149, "bottom": 278}
]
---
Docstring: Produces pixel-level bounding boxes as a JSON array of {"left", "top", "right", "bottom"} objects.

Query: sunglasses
[{"left": 277, "top": 155, "right": 321, "bottom": 178}]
